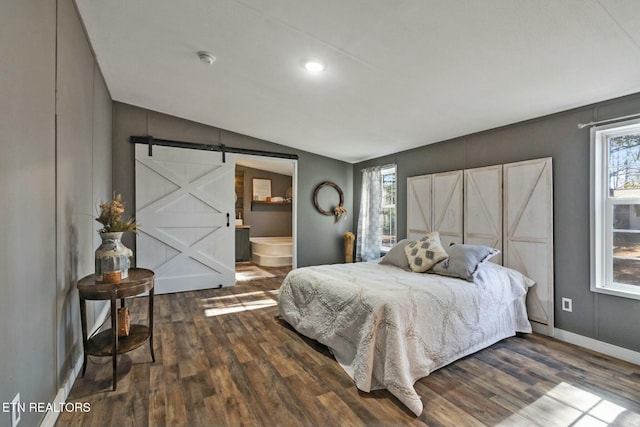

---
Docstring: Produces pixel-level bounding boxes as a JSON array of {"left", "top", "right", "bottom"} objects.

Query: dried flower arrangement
[
  {"left": 95, "top": 193, "right": 138, "bottom": 234},
  {"left": 334, "top": 205, "right": 348, "bottom": 223}
]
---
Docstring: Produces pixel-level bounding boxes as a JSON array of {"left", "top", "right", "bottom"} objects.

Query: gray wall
[
  {"left": 55, "top": 0, "right": 113, "bottom": 388},
  {"left": 0, "top": 2, "right": 57, "bottom": 427},
  {"left": 238, "top": 166, "right": 293, "bottom": 238},
  {"left": 354, "top": 92, "right": 640, "bottom": 353},
  {"left": 112, "top": 103, "right": 353, "bottom": 267},
  {"left": 0, "top": 1, "right": 112, "bottom": 426}
]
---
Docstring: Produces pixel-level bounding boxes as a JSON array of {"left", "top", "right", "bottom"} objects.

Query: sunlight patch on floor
[
  {"left": 200, "top": 289, "right": 278, "bottom": 302},
  {"left": 235, "top": 265, "right": 275, "bottom": 281},
  {"left": 588, "top": 400, "right": 628, "bottom": 424},
  {"left": 200, "top": 289, "right": 279, "bottom": 317},
  {"left": 204, "top": 299, "right": 278, "bottom": 317},
  {"left": 497, "top": 382, "right": 636, "bottom": 426}
]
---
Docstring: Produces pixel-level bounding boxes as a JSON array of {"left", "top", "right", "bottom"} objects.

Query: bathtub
[{"left": 250, "top": 236, "right": 292, "bottom": 267}]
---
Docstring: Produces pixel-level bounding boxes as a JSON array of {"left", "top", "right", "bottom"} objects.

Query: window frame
[
  {"left": 380, "top": 165, "right": 397, "bottom": 253},
  {"left": 591, "top": 118, "right": 640, "bottom": 299}
]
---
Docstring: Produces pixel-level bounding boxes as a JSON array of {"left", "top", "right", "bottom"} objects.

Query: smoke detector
[{"left": 198, "top": 51, "right": 216, "bottom": 65}]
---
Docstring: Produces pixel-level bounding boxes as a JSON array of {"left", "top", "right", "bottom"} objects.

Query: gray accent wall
[
  {"left": 1, "top": 1, "right": 112, "bottom": 427},
  {"left": 112, "top": 103, "right": 353, "bottom": 267},
  {"left": 1, "top": 2, "right": 57, "bottom": 427},
  {"left": 354, "top": 92, "right": 640, "bottom": 353},
  {"left": 56, "top": 0, "right": 113, "bottom": 389}
]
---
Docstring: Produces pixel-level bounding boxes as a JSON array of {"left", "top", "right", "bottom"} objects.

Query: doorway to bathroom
[{"left": 234, "top": 155, "right": 297, "bottom": 280}]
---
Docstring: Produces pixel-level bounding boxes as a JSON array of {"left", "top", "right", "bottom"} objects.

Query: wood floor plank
[
  {"left": 456, "top": 358, "right": 541, "bottom": 405},
  {"left": 56, "top": 264, "right": 640, "bottom": 427},
  {"left": 181, "top": 374, "right": 215, "bottom": 427},
  {"left": 317, "top": 391, "right": 363, "bottom": 427},
  {"left": 422, "top": 367, "right": 515, "bottom": 424},
  {"left": 258, "top": 341, "right": 303, "bottom": 379},
  {"left": 164, "top": 385, "right": 188, "bottom": 427},
  {"left": 148, "top": 380, "right": 166, "bottom": 426},
  {"left": 230, "top": 335, "right": 257, "bottom": 364},
  {"left": 169, "top": 292, "right": 188, "bottom": 323},
  {"left": 241, "top": 359, "right": 301, "bottom": 425},
  {"left": 255, "top": 357, "right": 319, "bottom": 427},
  {"left": 208, "top": 365, "right": 260, "bottom": 427},
  {"left": 419, "top": 384, "right": 487, "bottom": 427},
  {"left": 160, "top": 317, "right": 178, "bottom": 368},
  {"left": 315, "top": 362, "right": 388, "bottom": 425},
  {"left": 280, "top": 374, "right": 341, "bottom": 427}
]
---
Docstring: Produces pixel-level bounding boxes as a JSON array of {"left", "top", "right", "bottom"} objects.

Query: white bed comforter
[{"left": 278, "top": 261, "right": 533, "bottom": 416}]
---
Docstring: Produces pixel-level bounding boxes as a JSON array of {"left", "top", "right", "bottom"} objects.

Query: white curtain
[{"left": 356, "top": 166, "right": 382, "bottom": 262}]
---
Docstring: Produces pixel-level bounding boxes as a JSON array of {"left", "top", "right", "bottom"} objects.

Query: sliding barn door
[
  {"left": 135, "top": 145, "right": 235, "bottom": 294},
  {"left": 407, "top": 175, "right": 432, "bottom": 240},
  {"left": 464, "top": 165, "right": 503, "bottom": 264},
  {"left": 432, "top": 170, "right": 463, "bottom": 247},
  {"left": 504, "top": 157, "right": 554, "bottom": 335}
]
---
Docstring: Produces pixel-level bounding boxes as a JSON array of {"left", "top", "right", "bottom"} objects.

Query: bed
[
  {"left": 278, "top": 158, "right": 551, "bottom": 416},
  {"left": 278, "top": 255, "right": 534, "bottom": 416}
]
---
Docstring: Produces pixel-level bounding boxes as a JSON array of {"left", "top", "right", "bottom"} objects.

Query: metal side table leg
[{"left": 110, "top": 297, "right": 118, "bottom": 391}]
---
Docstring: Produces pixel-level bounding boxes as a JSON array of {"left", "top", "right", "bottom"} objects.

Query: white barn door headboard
[
  {"left": 407, "top": 157, "right": 554, "bottom": 336},
  {"left": 406, "top": 171, "right": 463, "bottom": 246},
  {"left": 504, "top": 158, "right": 554, "bottom": 336},
  {"left": 464, "top": 165, "right": 503, "bottom": 265},
  {"left": 407, "top": 175, "right": 432, "bottom": 240},
  {"left": 432, "top": 171, "right": 463, "bottom": 247}
]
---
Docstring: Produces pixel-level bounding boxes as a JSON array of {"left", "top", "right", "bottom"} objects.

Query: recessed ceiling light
[
  {"left": 303, "top": 58, "right": 327, "bottom": 73},
  {"left": 198, "top": 51, "right": 216, "bottom": 65}
]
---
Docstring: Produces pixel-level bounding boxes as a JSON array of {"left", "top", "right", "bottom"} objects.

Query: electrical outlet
[
  {"left": 10, "top": 393, "right": 20, "bottom": 427},
  {"left": 562, "top": 297, "right": 573, "bottom": 312}
]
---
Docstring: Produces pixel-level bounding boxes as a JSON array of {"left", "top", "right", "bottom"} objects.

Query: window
[
  {"left": 381, "top": 165, "right": 397, "bottom": 251},
  {"left": 591, "top": 119, "right": 640, "bottom": 299}
]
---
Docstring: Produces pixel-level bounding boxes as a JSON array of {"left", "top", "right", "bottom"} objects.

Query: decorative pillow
[
  {"left": 431, "top": 244, "right": 500, "bottom": 281},
  {"left": 379, "top": 239, "right": 412, "bottom": 270},
  {"left": 403, "top": 232, "right": 448, "bottom": 273}
]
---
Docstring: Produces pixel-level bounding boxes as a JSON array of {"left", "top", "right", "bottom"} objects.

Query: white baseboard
[
  {"left": 553, "top": 328, "right": 640, "bottom": 366},
  {"left": 39, "top": 352, "right": 83, "bottom": 427},
  {"left": 531, "top": 321, "right": 554, "bottom": 336},
  {"left": 40, "top": 302, "right": 111, "bottom": 427}
]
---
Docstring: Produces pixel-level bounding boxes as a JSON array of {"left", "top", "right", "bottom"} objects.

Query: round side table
[{"left": 77, "top": 268, "right": 155, "bottom": 391}]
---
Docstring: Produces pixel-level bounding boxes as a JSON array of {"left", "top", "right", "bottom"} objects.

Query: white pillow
[{"left": 403, "top": 232, "right": 448, "bottom": 273}]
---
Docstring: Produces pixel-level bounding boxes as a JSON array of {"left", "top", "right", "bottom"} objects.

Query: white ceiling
[{"left": 76, "top": 0, "right": 640, "bottom": 163}]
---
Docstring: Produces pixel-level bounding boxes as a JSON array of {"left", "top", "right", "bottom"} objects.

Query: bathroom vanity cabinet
[{"left": 235, "top": 225, "right": 251, "bottom": 262}]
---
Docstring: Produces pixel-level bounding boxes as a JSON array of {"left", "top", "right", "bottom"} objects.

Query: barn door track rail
[{"left": 131, "top": 135, "right": 299, "bottom": 162}]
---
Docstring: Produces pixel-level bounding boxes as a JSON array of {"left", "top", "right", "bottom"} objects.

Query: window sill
[{"left": 591, "top": 284, "right": 640, "bottom": 301}]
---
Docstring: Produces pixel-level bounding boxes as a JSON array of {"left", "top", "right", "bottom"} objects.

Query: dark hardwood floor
[{"left": 56, "top": 264, "right": 640, "bottom": 427}]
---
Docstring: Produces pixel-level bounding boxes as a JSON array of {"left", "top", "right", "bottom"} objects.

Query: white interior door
[
  {"left": 504, "top": 157, "right": 554, "bottom": 335},
  {"left": 135, "top": 145, "right": 235, "bottom": 294},
  {"left": 464, "top": 165, "right": 503, "bottom": 264},
  {"left": 432, "top": 170, "right": 463, "bottom": 247},
  {"left": 407, "top": 175, "right": 432, "bottom": 240}
]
